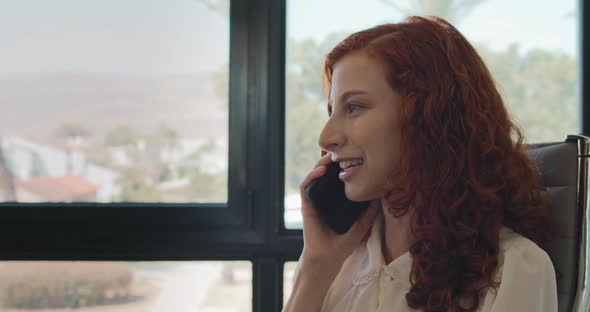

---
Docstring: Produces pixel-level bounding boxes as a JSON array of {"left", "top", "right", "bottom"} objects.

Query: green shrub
[{"left": 0, "top": 262, "right": 154, "bottom": 309}]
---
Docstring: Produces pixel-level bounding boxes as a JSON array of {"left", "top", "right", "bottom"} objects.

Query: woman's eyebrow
[
  {"left": 340, "top": 90, "right": 370, "bottom": 101},
  {"left": 327, "top": 89, "right": 370, "bottom": 111}
]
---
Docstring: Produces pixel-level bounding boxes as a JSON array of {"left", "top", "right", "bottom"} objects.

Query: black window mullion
[
  {"left": 582, "top": 0, "right": 590, "bottom": 136},
  {"left": 264, "top": 0, "right": 303, "bottom": 261},
  {"left": 228, "top": 0, "right": 254, "bottom": 229},
  {"left": 253, "top": 257, "right": 284, "bottom": 312},
  {"left": 245, "top": 0, "right": 304, "bottom": 310}
]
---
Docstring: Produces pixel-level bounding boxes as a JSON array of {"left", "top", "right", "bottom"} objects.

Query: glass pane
[
  {"left": 0, "top": 0, "right": 230, "bottom": 203},
  {"left": 0, "top": 261, "right": 251, "bottom": 311},
  {"left": 283, "top": 262, "right": 298, "bottom": 307},
  {"left": 284, "top": 0, "right": 579, "bottom": 229}
]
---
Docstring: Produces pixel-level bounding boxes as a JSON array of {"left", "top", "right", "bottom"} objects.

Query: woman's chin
[
  {"left": 344, "top": 187, "right": 371, "bottom": 202},
  {"left": 345, "top": 184, "right": 384, "bottom": 202}
]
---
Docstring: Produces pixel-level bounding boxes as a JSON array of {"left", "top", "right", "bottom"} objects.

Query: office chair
[{"left": 527, "top": 134, "right": 590, "bottom": 312}]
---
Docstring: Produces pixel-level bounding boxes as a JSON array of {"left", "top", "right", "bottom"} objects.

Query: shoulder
[
  {"left": 497, "top": 226, "right": 554, "bottom": 274},
  {"left": 484, "top": 226, "right": 558, "bottom": 311}
]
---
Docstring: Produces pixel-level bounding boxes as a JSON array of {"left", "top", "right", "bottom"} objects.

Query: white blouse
[{"left": 291, "top": 210, "right": 558, "bottom": 312}]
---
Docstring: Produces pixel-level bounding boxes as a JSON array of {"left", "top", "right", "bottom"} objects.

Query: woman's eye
[{"left": 348, "top": 103, "right": 362, "bottom": 113}]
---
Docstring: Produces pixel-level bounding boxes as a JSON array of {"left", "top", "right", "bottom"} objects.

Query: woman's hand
[
  {"left": 283, "top": 153, "right": 381, "bottom": 312},
  {"left": 298, "top": 152, "right": 381, "bottom": 271}
]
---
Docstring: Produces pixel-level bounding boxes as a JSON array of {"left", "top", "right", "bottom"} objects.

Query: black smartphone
[{"left": 305, "top": 161, "right": 370, "bottom": 234}]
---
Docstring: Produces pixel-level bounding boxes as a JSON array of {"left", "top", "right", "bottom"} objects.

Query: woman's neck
[{"left": 380, "top": 199, "right": 413, "bottom": 264}]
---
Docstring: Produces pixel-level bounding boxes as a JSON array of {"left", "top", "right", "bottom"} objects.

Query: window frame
[
  {"left": 0, "top": 0, "right": 260, "bottom": 259},
  {"left": 0, "top": 1, "right": 587, "bottom": 312}
]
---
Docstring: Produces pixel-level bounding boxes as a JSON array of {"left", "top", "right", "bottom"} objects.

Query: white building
[{"left": 0, "top": 135, "right": 120, "bottom": 202}]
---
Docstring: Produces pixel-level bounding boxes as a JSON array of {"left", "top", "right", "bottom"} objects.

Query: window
[
  {"left": 0, "top": 0, "right": 263, "bottom": 309},
  {"left": 0, "top": 1, "right": 587, "bottom": 311},
  {"left": 0, "top": 0, "right": 229, "bottom": 203},
  {"left": 283, "top": 261, "right": 297, "bottom": 307},
  {"left": 284, "top": 0, "right": 580, "bottom": 229}
]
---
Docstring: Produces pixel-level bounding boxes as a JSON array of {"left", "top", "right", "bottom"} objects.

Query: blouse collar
[
  {"left": 353, "top": 209, "right": 412, "bottom": 286},
  {"left": 353, "top": 208, "right": 516, "bottom": 287}
]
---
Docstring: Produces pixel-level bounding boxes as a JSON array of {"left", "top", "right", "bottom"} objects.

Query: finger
[
  {"left": 361, "top": 228, "right": 371, "bottom": 243},
  {"left": 313, "top": 152, "right": 334, "bottom": 169},
  {"left": 299, "top": 165, "right": 327, "bottom": 203},
  {"left": 299, "top": 166, "right": 327, "bottom": 222},
  {"left": 369, "top": 199, "right": 382, "bottom": 210}
]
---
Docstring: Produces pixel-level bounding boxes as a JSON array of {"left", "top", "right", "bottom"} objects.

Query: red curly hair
[{"left": 322, "top": 16, "right": 553, "bottom": 312}]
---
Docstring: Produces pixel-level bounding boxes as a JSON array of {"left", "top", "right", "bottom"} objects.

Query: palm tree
[
  {"left": 195, "top": 0, "right": 229, "bottom": 17},
  {"left": 380, "top": 0, "right": 486, "bottom": 25},
  {"left": 0, "top": 138, "right": 16, "bottom": 201}
]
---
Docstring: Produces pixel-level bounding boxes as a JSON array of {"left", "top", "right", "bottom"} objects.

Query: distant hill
[{"left": 0, "top": 73, "right": 227, "bottom": 140}]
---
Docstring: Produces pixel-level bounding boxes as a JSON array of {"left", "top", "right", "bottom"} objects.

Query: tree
[
  {"left": 380, "top": 0, "right": 486, "bottom": 24},
  {"left": 282, "top": 1, "right": 577, "bottom": 193},
  {"left": 180, "top": 141, "right": 227, "bottom": 202},
  {"left": 184, "top": 168, "right": 227, "bottom": 202},
  {"left": 147, "top": 123, "right": 180, "bottom": 152},
  {"left": 0, "top": 139, "right": 16, "bottom": 201},
  {"left": 117, "top": 166, "right": 163, "bottom": 202},
  {"left": 376, "top": 0, "right": 576, "bottom": 142},
  {"left": 195, "top": 0, "right": 229, "bottom": 17},
  {"left": 213, "top": 64, "right": 229, "bottom": 112},
  {"left": 284, "top": 34, "right": 347, "bottom": 194},
  {"left": 476, "top": 44, "right": 577, "bottom": 143},
  {"left": 54, "top": 123, "right": 91, "bottom": 140},
  {"left": 104, "top": 125, "right": 140, "bottom": 147},
  {"left": 206, "top": 0, "right": 578, "bottom": 194}
]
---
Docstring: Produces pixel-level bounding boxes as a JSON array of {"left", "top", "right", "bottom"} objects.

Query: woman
[{"left": 283, "top": 16, "right": 557, "bottom": 312}]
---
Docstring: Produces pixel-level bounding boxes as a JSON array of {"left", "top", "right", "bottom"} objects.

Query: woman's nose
[{"left": 318, "top": 118, "right": 345, "bottom": 153}]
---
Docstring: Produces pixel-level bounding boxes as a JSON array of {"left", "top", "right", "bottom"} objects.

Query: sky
[
  {"left": 0, "top": 0, "right": 230, "bottom": 76},
  {"left": 0, "top": 0, "right": 579, "bottom": 76},
  {"left": 287, "top": 0, "right": 578, "bottom": 55}
]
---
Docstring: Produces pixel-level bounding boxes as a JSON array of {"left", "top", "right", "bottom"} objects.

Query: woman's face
[{"left": 319, "top": 50, "right": 402, "bottom": 202}]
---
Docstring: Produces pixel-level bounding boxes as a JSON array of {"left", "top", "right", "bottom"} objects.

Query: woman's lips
[{"left": 338, "top": 163, "right": 362, "bottom": 182}]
